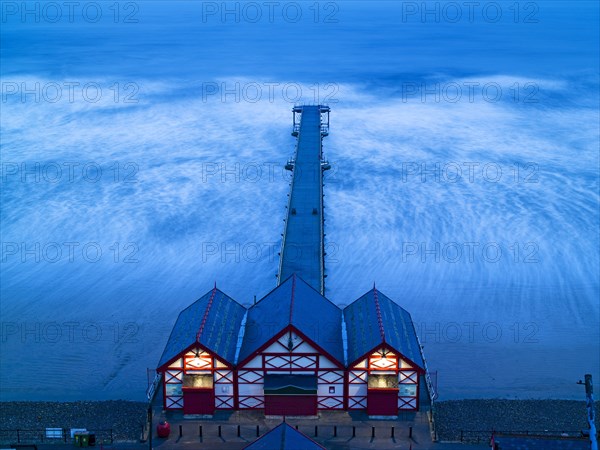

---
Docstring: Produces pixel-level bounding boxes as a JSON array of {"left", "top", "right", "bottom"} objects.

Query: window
[
  {"left": 399, "top": 385, "right": 417, "bottom": 396},
  {"left": 166, "top": 383, "right": 182, "bottom": 396}
]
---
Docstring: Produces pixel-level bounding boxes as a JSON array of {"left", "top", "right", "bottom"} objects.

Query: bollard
[
  {"left": 237, "top": 425, "right": 240, "bottom": 437},
  {"left": 409, "top": 425, "right": 413, "bottom": 438},
  {"left": 295, "top": 425, "right": 298, "bottom": 430},
  {"left": 334, "top": 426, "right": 337, "bottom": 437},
  {"left": 179, "top": 425, "right": 182, "bottom": 438},
  {"left": 371, "top": 427, "right": 375, "bottom": 438},
  {"left": 315, "top": 426, "right": 318, "bottom": 437},
  {"left": 199, "top": 425, "right": 203, "bottom": 437},
  {"left": 218, "top": 425, "right": 222, "bottom": 437},
  {"left": 391, "top": 426, "right": 395, "bottom": 438},
  {"left": 352, "top": 426, "right": 356, "bottom": 438},
  {"left": 256, "top": 425, "right": 260, "bottom": 437}
]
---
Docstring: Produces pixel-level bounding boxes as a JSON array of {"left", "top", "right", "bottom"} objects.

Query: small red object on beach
[{"left": 156, "top": 420, "right": 171, "bottom": 438}]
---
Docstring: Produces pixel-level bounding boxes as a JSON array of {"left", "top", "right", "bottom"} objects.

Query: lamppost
[
  {"left": 577, "top": 374, "right": 598, "bottom": 450},
  {"left": 147, "top": 404, "right": 153, "bottom": 450}
]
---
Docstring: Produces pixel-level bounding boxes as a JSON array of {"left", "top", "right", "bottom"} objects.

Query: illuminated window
[
  {"left": 184, "top": 350, "right": 212, "bottom": 370},
  {"left": 369, "top": 350, "right": 398, "bottom": 370}
]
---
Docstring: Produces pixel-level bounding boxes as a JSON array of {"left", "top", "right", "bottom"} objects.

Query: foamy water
[{"left": 1, "top": 1, "right": 598, "bottom": 401}]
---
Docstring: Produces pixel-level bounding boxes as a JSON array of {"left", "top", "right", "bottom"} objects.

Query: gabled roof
[
  {"left": 343, "top": 287, "right": 424, "bottom": 369},
  {"left": 238, "top": 274, "right": 344, "bottom": 365},
  {"left": 158, "top": 286, "right": 246, "bottom": 368},
  {"left": 243, "top": 423, "right": 325, "bottom": 450}
]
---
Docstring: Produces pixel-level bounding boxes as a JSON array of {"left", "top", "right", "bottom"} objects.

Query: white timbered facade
[
  {"left": 237, "top": 328, "right": 345, "bottom": 412},
  {"left": 347, "top": 347, "right": 421, "bottom": 412},
  {"left": 160, "top": 346, "right": 236, "bottom": 412}
]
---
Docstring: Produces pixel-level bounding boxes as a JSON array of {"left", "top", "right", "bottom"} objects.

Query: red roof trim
[
  {"left": 237, "top": 324, "right": 344, "bottom": 369},
  {"left": 197, "top": 284, "right": 217, "bottom": 342},
  {"left": 290, "top": 325, "right": 344, "bottom": 368},
  {"left": 373, "top": 286, "right": 386, "bottom": 343},
  {"left": 157, "top": 341, "right": 233, "bottom": 372},
  {"left": 289, "top": 274, "right": 297, "bottom": 324},
  {"left": 348, "top": 343, "right": 425, "bottom": 373}
]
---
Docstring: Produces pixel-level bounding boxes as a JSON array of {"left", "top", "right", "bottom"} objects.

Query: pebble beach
[
  {"left": 434, "top": 399, "right": 598, "bottom": 442},
  {"left": 0, "top": 401, "right": 147, "bottom": 442}
]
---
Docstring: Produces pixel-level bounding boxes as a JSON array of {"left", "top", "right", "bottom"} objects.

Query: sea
[{"left": 1, "top": 0, "right": 599, "bottom": 401}]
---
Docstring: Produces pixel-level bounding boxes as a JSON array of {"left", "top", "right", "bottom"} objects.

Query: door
[
  {"left": 367, "top": 388, "right": 398, "bottom": 415},
  {"left": 182, "top": 387, "right": 215, "bottom": 414},
  {"left": 263, "top": 374, "right": 318, "bottom": 416}
]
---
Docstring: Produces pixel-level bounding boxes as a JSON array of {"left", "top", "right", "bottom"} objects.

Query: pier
[{"left": 278, "top": 105, "right": 330, "bottom": 294}]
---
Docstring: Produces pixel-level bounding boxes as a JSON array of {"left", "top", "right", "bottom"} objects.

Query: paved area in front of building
[
  {"left": 138, "top": 405, "right": 485, "bottom": 449},
  {"left": 2, "top": 405, "right": 489, "bottom": 450},
  {"left": 5, "top": 441, "right": 488, "bottom": 450}
]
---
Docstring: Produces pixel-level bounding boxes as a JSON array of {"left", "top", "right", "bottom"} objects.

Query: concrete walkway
[
  {"left": 137, "top": 405, "right": 489, "bottom": 449},
  {"left": 10, "top": 441, "right": 489, "bottom": 450},
  {"left": 2, "top": 404, "right": 489, "bottom": 450}
]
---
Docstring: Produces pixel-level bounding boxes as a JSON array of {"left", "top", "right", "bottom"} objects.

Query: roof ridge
[
  {"left": 197, "top": 284, "right": 218, "bottom": 342},
  {"left": 373, "top": 286, "right": 386, "bottom": 342},
  {"left": 280, "top": 421, "right": 286, "bottom": 447},
  {"left": 289, "top": 273, "right": 297, "bottom": 324},
  {"left": 293, "top": 274, "right": 341, "bottom": 310}
]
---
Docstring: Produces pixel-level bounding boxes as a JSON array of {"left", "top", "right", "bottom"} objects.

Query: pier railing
[
  {"left": 0, "top": 428, "right": 114, "bottom": 445},
  {"left": 443, "top": 429, "right": 588, "bottom": 444},
  {"left": 146, "top": 371, "right": 162, "bottom": 402},
  {"left": 142, "top": 422, "right": 422, "bottom": 444}
]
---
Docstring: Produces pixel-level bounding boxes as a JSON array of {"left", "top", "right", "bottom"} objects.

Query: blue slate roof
[
  {"left": 343, "top": 288, "right": 424, "bottom": 369},
  {"left": 278, "top": 105, "right": 327, "bottom": 294},
  {"left": 158, "top": 287, "right": 246, "bottom": 368},
  {"left": 243, "top": 423, "right": 325, "bottom": 450},
  {"left": 239, "top": 274, "right": 344, "bottom": 365},
  {"left": 494, "top": 435, "right": 589, "bottom": 449}
]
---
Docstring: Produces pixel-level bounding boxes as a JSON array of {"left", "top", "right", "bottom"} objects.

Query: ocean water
[{"left": 1, "top": 1, "right": 599, "bottom": 401}]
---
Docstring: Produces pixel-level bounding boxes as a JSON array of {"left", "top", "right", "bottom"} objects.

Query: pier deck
[{"left": 277, "top": 105, "right": 329, "bottom": 295}]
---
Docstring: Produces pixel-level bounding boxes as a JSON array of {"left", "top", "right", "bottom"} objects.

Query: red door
[
  {"left": 182, "top": 388, "right": 215, "bottom": 414},
  {"left": 264, "top": 395, "right": 317, "bottom": 416},
  {"left": 367, "top": 389, "right": 398, "bottom": 416}
]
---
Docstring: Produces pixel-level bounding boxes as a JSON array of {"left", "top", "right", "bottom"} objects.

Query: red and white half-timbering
[
  {"left": 158, "top": 345, "right": 236, "bottom": 414},
  {"left": 237, "top": 328, "right": 345, "bottom": 415},
  {"left": 347, "top": 346, "right": 423, "bottom": 415}
]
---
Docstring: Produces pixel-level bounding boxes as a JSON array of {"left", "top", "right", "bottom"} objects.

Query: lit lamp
[
  {"left": 378, "top": 350, "right": 394, "bottom": 369},
  {"left": 192, "top": 350, "right": 202, "bottom": 367}
]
